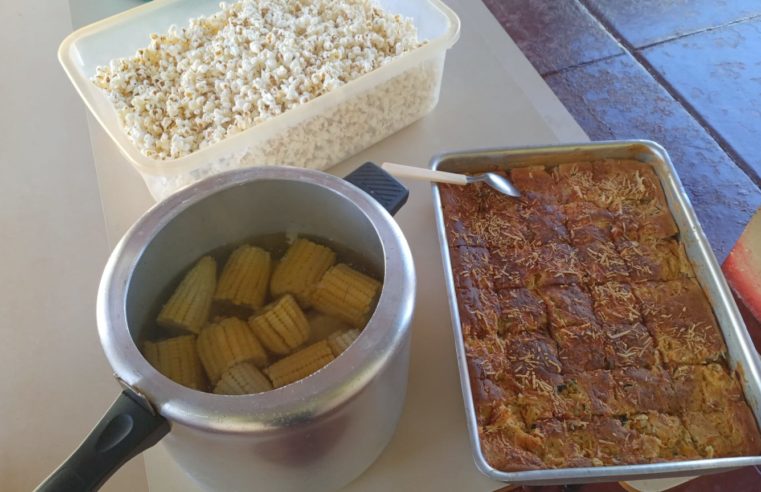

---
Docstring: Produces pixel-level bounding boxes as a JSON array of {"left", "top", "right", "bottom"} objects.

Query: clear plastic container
[{"left": 59, "top": 0, "right": 461, "bottom": 200}]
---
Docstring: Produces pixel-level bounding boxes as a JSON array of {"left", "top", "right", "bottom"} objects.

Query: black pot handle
[
  {"left": 36, "top": 391, "right": 169, "bottom": 492},
  {"left": 343, "top": 162, "right": 409, "bottom": 216}
]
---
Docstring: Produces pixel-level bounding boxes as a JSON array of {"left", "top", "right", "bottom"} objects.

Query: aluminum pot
[{"left": 37, "top": 164, "right": 416, "bottom": 491}]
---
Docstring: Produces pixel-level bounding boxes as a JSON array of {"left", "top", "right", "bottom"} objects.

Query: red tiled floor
[
  {"left": 481, "top": 1, "right": 761, "bottom": 490},
  {"left": 584, "top": 0, "right": 761, "bottom": 48},
  {"left": 544, "top": 53, "right": 761, "bottom": 261},
  {"left": 482, "top": 0, "right": 622, "bottom": 75},
  {"left": 642, "top": 17, "right": 761, "bottom": 183}
]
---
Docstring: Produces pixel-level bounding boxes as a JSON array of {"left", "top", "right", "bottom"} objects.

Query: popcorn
[
  {"left": 93, "top": 0, "right": 423, "bottom": 161},
  {"left": 141, "top": 57, "right": 443, "bottom": 200}
]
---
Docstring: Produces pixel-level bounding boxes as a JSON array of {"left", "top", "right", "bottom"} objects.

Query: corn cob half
[
  {"left": 143, "top": 335, "right": 207, "bottom": 390},
  {"left": 270, "top": 238, "right": 336, "bottom": 307},
  {"left": 264, "top": 340, "right": 335, "bottom": 388},
  {"left": 311, "top": 264, "right": 382, "bottom": 328},
  {"left": 327, "top": 329, "right": 361, "bottom": 357},
  {"left": 157, "top": 256, "right": 217, "bottom": 334},
  {"left": 248, "top": 294, "right": 310, "bottom": 355},
  {"left": 213, "top": 362, "right": 273, "bottom": 395},
  {"left": 214, "top": 245, "right": 271, "bottom": 310},
  {"left": 307, "top": 313, "right": 353, "bottom": 344},
  {"left": 197, "top": 317, "right": 268, "bottom": 383}
]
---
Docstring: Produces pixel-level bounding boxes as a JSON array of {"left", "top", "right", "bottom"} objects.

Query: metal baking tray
[{"left": 431, "top": 140, "right": 761, "bottom": 485}]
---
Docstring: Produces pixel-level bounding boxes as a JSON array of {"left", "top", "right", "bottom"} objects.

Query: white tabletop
[
  {"left": 71, "top": 1, "right": 585, "bottom": 490},
  {"left": 0, "top": 0, "right": 598, "bottom": 490}
]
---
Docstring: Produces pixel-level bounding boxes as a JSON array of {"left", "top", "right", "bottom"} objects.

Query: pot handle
[
  {"left": 36, "top": 391, "right": 169, "bottom": 492},
  {"left": 343, "top": 162, "right": 409, "bottom": 216}
]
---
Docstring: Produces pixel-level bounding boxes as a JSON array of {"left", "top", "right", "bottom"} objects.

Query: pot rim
[{"left": 96, "top": 166, "right": 416, "bottom": 433}]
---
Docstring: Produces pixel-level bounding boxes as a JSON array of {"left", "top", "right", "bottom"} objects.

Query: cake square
[
  {"left": 576, "top": 241, "right": 629, "bottom": 285},
  {"left": 443, "top": 212, "right": 488, "bottom": 247},
  {"left": 593, "top": 160, "right": 667, "bottom": 210},
  {"left": 616, "top": 237, "right": 693, "bottom": 282},
  {"left": 510, "top": 165, "right": 560, "bottom": 204},
  {"left": 605, "top": 322, "right": 658, "bottom": 368},
  {"left": 633, "top": 280, "right": 726, "bottom": 364},
  {"left": 533, "top": 419, "right": 595, "bottom": 468},
  {"left": 451, "top": 247, "right": 500, "bottom": 339},
  {"left": 612, "top": 201, "right": 679, "bottom": 242},
  {"left": 539, "top": 284, "right": 597, "bottom": 329},
  {"left": 672, "top": 363, "right": 744, "bottom": 414},
  {"left": 489, "top": 247, "right": 532, "bottom": 290},
  {"left": 649, "top": 318, "right": 726, "bottom": 365},
  {"left": 502, "top": 332, "right": 564, "bottom": 425},
  {"left": 439, "top": 182, "right": 484, "bottom": 217},
  {"left": 590, "top": 282, "right": 642, "bottom": 325},
  {"left": 612, "top": 366, "right": 678, "bottom": 415},
  {"left": 552, "top": 161, "right": 597, "bottom": 204},
  {"left": 528, "top": 243, "right": 583, "bottom": 287},
  {"left": 496, "top": 288, "right": 548, "bottom": 336},
  {"left": 477, "top": 208, "right": 531, "bottom": 252},
  {"left": 563, "top": 201, "right": 614, "bottom": 245},
  {"left": 682, "top": 402, "right": 761, "bottom": 457},
  {"left": 626, "top": 412, "right": 699, "bottom": 460},
  {"left": 557, "top": 370, "right": 627, "bottom": 418},
  {"left": 564, "top": 417, "right": 658, "bottom": 466},
  {"left": 479, "top": 424, "right": 544, "bottom": 470},
  {"left": 519, "top": 201, "right": 569, "bottom": 245},
  {"left": 552, "top": 322, "right": 616, "bottom": 373},
  {"left": 632, "top": 279, "right": 714, "bottom": 326}
]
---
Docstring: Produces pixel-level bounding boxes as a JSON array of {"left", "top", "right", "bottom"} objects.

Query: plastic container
[{"left": 58, "top": 0, "right": 461, "bottom": 200}]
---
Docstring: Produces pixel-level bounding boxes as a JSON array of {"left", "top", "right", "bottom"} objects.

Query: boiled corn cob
[
  {"left": 197, "top": 317, "right": 268, "bottom": 383},
  {"left": 157, "top": 256, "right": 217, "bottom": 334},
  {"left": 143, "top": 335, "right": 207, "bottom": 390},
  {"left": 248, "top": 294, "right": 310, "bottom": 355},
  {"left": 307, "top": 313, "right": 353, "bottom": 344},
  {"left": 264, "top": 340, "right": 335, "bottom": 388},
  {"left": 311, "top": 264, "right": 382, "bottom": 327},
  {"left": 327, "top": 329, "right": 361, "bottom": 356},
  {"left": 270, "top": 238, "right": 336, "bottom": 307},
  {"left": 213, "top": 362, "right": 273, "bottom": 395},
  {"left": 214, "top": 245, "right": 271, "bottom": 310}
]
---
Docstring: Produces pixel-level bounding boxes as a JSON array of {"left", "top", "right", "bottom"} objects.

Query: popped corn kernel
[{"left": 93, "top": 0, "right": 423, "bottom": 160}]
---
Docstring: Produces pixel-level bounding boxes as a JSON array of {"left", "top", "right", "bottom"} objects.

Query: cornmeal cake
[{"left": 440, "top": 159, "right": 761, "bottom": 470}]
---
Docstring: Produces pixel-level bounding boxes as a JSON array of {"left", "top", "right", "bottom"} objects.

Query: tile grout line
[
  {"left": 576, "top": 0, "right": 761, "bottom": 189},
  {"left": 541, "top": 53, "right": 623, "bottom": 78},
  {"left": 637, "top": 13, "right": 761, "bottom": 50}
]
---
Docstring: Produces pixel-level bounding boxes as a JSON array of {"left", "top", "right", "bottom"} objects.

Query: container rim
[
  {"left": 96, "top": 166, "right": 416, "bottom": 433},
  {"left": 57, "top": 0, "right": 461, "bottom": 177}
]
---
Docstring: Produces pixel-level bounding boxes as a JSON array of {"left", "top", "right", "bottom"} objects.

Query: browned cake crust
[
  {"left": 671, "top": 363, "right": 743, "bottom": 413},
  {"left": 605, "top": 322, "right": 658, "bottom": 368},
  {"left": 520, "top": 201, "right": 569, "bottom": 245},
  {"left": 564, "top": 201, "right": 615, "bottom": 245},
  {"left": 616, "top": 238, "right": 692, "bottom": 282},
  {"left": 590, "top": 282, "right": 643, "bottom": 325},
  {"left": 633, "top": 280, "right": 727, "bottom": 365},
  {"left": 510, "top": 166, "right": 560, "bottom": 204},
  {"left": 553, "top": 162, "right": 598, "bottom": 204},
  {"left": 489, "top": 247, "right": 533, "bottom": 290},
  {"left": 439, "top": 159, "right": 761, "bottom": 471},
  {"left": 682, "top": 402, "right": 761, "bottom": 457},
  {"left": 551, "top": 322, "right": 615, "bottom": 373},
  {"left": 558, "top": 370, "right": 627, "bottom": 418},
  {"left": 626, "top": 412, "right": 699, "bottom": 460},
  {"left": 538, "top": 284, "right": 594, "bottom": 326},
  {"left": 496, "top": 288, "right": 548, "bottom": 336},
  {"left": 612, "top": 201, "right": 679, "bottom": 242},
  {"left": 576, "top": 241, "right": 629, "bottom": 285}
]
